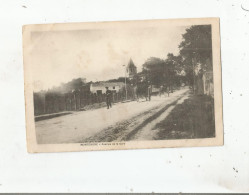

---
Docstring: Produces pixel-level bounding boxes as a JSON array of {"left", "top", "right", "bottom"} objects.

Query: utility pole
[
  {"left": 123, "top": 65, "right": 128, "bottom": 100},
  {"left": 43, "top": 93, "right": 46, "bottom": 114}
]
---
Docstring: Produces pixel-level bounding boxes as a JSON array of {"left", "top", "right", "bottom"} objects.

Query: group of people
[
  {"left": 105, "top": 85, "right": 152, "bottom": 109},
  {"left": 105, "top": 85, "right": 171, "bottom": 109}
]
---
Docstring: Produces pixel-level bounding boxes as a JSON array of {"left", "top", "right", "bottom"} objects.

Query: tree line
[{"left": 138, "top": 25, "right": 213, "bottom": 92}]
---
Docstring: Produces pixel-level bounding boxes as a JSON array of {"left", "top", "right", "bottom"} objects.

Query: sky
[{"left": 31, "top": 25, "right": 189, "bottom": 92}]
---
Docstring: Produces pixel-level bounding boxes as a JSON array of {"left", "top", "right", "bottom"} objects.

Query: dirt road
[{"left": 36, "top": 88, "right": 190, "bottom": 144}]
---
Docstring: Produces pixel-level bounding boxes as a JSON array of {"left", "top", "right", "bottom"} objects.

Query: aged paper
[{"left": 23, "top": 18, "right": 223, "bottom": 153}]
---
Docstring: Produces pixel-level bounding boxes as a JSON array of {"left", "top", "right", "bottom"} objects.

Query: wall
[{"left": 90, "top": 84, "right": 121, "bottom": 93}]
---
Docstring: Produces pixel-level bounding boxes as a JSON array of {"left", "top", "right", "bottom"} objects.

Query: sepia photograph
[{"left": 23, "top": 18, "right": 223, "bottom": 152}]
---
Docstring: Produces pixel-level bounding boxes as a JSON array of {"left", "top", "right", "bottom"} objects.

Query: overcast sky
[{"left": 31, "top": 25, "right": 189, "bottom": 92}]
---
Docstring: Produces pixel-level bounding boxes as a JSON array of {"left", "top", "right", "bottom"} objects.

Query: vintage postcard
[{"left": 23, "top": 18, "right": 223, "bottom": 153}]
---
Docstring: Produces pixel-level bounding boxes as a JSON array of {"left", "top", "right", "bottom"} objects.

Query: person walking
[
  {"left": 159, "top": 85, "right": 163, "bottom": 97},
  {"left": 105, "top": 87, "right": 112, "bottom": 109},
  {"left": 134, "top": 85, "right": 138, "bottom": 102},
  {"left": 167, "top": 86, "right": 170, "bottom": 97},
  {"left": 147, "top": 85, "right": 152, "bottom": 101}
]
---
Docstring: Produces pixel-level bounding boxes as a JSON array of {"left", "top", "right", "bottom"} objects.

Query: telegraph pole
[{"left": 123, "top": 65, "right": 128, "bottom": 100}]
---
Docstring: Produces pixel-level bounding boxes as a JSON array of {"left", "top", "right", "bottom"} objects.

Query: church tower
[{"left": 126, "top": 58, "right": 137, "bottom": 78}]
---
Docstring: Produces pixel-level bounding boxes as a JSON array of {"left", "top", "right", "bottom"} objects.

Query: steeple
[{"left": 126, "top": 58, "right": 137, "bottom": 78}]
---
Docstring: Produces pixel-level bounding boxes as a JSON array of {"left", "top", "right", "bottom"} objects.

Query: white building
[{"left": 90, "top": 82, "right": 125, "bottom": 94}]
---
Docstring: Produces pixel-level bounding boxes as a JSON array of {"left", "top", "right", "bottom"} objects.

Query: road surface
[{"left": 36, "top": 88, "right": 190, "bottom": 144}]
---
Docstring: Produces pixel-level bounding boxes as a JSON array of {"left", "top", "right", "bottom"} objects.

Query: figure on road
[
  {"left": 147, "top": 85, "right": 152, "bottom": 101},
  {"left": 159, "top": 85, "right": 163, "bottom": 97},
  {"left": 167, "top": 86, "right": 170, "bottom": 97},
  {"left": 105, "top": 87, "right": 112, "bottom": 109},
  {"left": 133, "top": 85, "right": 138, "bottom": 102}
]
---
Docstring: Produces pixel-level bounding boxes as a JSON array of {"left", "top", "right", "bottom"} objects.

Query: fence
[{"left": 33, "top": 86, "right": 136, "bottom": 116}]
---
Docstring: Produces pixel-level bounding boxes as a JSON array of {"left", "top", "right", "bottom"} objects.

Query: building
[
  {"left": 90, "top": 82, "right": 125, "bottom": 94},
  {"left": 126, "top": 58, "right": 137, "bottom": 78},
  {"left": 203, "top": 71, "right": 214, "bottom": 97}
]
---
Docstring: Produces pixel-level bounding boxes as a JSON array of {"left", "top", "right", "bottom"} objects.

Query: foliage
[
  {"left": 142, "top": 57, "right": 165, "bottom": 86},
  {"left": 179, "top": 25, "right": 212, "bottom": 71},
  {"left": 178, "top": 25, "right": 213, "bottom": 87},
  {"left": 142, "top": 54, "right": 184, "bottom": 88},
  {"left": 51, "top": 78, "right": 86, "bottom": 94},
  {"left": 106, "top": 77, "right": 131, "bottom": 84}
]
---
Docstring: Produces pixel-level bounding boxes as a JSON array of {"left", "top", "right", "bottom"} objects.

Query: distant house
[{"left": 90, "top": 82, "right": 125, "bottom": 94}]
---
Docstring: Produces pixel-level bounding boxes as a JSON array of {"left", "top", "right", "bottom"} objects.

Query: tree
[
  {"left": 179, "top": 25, "right": 213, "bottom": 89},
  {"left": 142, "top": 57, "right": 166, "bottom": 87},
  {"left": 142, "top": 55, "right": 184, "bottom": 90},
  {"left": 165, "top": 53, "right": 183, "bottom": 91},
  {"left": 106, "top": 77, "right": 130, "bottom": 84}
]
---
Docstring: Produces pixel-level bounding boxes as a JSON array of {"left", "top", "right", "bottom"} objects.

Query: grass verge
[{"left": 155, "top": 94, "right": 215, "bottom": 140}]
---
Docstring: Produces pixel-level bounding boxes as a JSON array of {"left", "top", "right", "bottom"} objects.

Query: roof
[
  {"left": 127, "top": 58, "right": 136, "bottom": 69},
  {"left": 91, "top": 82, "right": 125, "bottom": 88}
]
